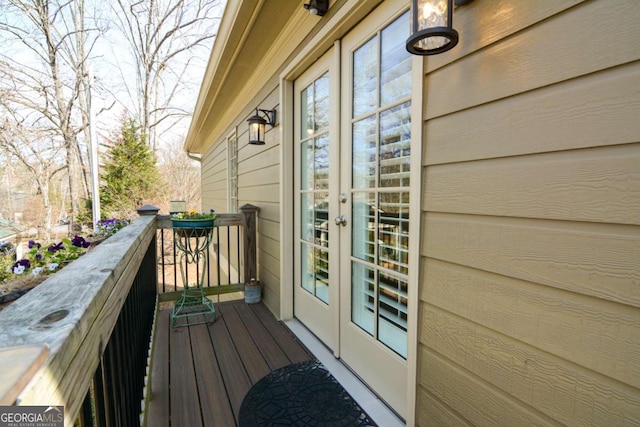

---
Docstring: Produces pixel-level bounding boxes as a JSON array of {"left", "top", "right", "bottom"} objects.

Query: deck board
[
  {"left": 147, "top": 310, "right": 170, "bottom": 427},
  {"left": 170, "top": 323, "right": 203, "bottom": 426},
  {"left": 217, "top": 303, "right": 270, "bottom": 383},
  {"left": 208, "top": 309, "right": 251, "bottom": 420},
  {"left": 190, "top": 322, "right": 234, "bottom": 426},
  {"left": 147, "top": 299, "right": 314, "bottom": 426},
  {"left": 252, "top": 302, "right": 312, "bottom": 363},
  {"left": 234, "top": 303, "right": 291, "bottom": 370}
]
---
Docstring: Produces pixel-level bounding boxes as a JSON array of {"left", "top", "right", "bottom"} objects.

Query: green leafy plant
[
  {"left": 0, "top": 254, "right": 14, "bottom": 283},
  {"left": 171, "top": 209, "right": 216, "bottom": 220}
]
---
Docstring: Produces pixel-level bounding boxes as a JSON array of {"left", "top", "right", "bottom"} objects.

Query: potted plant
[{"left": 171, "top": 209, "right": 216, "bottom": 237}]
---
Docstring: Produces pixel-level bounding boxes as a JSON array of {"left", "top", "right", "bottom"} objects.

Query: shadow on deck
[{"left": 147, "top": 299, "right": 314, "bottom": 426}]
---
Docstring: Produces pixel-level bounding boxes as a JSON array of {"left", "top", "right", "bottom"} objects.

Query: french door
[
  {"left": 294, "top": 3, "right": 412, "bottom": 418},
  {"left": 294, "top": 47, "right": 339, "bottom": 351}
]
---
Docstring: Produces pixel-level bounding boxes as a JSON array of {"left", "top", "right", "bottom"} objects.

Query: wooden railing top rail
[{"left": 0, "top": 214, "right": 157, "bottom": 424}]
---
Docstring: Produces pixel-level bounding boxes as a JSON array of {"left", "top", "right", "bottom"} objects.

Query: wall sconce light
[
  {"left": 247, "top": 108, "right": 276, "bottom": 145},
  {"left": 303, "top": 0, "right": 328, "bottom": 16},
  {"left": 406, "top": 0, "right": 472, "bottom": 56}
]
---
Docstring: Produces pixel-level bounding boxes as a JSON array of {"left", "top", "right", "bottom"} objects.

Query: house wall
[
  {"left": 201, "top": 86, "right": 283, "bottom": 314},
  {"left": 416, "top": 0, "right": 640, "bottom": 425},
  {"left": 201, "top": 133, "right": 228, "bottom": 210}
]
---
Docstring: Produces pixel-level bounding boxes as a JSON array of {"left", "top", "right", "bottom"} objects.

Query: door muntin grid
[{"left": 350, "top": 12, "right": 411, "bottom": 358}]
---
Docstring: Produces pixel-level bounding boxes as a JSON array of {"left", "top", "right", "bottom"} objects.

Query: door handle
[{"left": 334, "top": 215, "right": 348, "bottom": 226}]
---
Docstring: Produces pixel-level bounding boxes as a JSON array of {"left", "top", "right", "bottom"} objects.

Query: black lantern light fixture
[
  {"left": 303, "top": 0, "right": 328, "bottom": 16},
  {"left": 406, "top": 0, "right": 472, "bottom": 56},
  {"left": 247, "top": 108, "right": 276, "bottom": 145}
]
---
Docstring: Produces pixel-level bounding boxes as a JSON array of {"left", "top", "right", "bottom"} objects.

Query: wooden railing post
[
  {"left": 240, "top": 204, "right": 260, "bottom": 283},
  {"left": 137, "top": 204, "right": 160, "bottom": 216}
]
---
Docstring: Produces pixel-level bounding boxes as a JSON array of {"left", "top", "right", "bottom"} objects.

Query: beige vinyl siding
[
  {"left": 201, "top": 86, "right": 282, "bottom": 315},
  {"left": 201, "top": 133, "right": 233, "bottom": 285},
  {"left": 417, "top": 0, "right": 640, "bottom": 425},
  {"left": 201, "top": 138, "right": 228, "bottom": 211}
]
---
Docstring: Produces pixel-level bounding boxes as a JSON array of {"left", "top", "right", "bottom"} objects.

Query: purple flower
[
  {"left": 13, "top": 258, "right": 31, "bottom": 269},
  {"left": 48, "top": 242, "right": 64, "bottom": 253},
  {"left": 72, "top": 235, "right": 90, "bottom": 248},
  {"left": 35, "top": 253, "right": 43, "bottom": 261},
  {"left": 28, "top": 240, "right": 41, "bottom": 249}
]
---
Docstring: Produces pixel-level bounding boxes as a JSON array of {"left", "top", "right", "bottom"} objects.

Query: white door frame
[{"left": 278, "top": 0, "right": 421, "bottom": 423}]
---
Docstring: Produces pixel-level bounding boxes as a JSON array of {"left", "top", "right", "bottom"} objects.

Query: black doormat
[{"left": 239, "top": 360, "right": 376, "bottom": 426}]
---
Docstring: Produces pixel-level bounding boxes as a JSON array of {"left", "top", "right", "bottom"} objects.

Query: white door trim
[{"left": 279, "top": 1, "right": 419, "bottom": 424}]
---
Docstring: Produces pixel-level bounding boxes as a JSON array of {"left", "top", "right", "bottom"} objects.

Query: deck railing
[
  {"left": 0, "top": 204, "right": 259, "bottom": 425},
  {"left": 155, "top": 204, "right": 259, "bottom": 299}
]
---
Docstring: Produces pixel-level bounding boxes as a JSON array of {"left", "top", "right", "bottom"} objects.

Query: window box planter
[{"left": 171, "top": 218, "right": 215, "bottom": 238}]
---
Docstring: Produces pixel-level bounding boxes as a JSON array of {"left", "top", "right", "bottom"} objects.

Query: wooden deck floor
[{"left": 147, "top": 299, "right": 314, "bottom": 427}]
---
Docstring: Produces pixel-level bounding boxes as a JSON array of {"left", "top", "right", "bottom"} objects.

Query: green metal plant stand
[{"left": 171, "top": 222, "right": 216, "bottom": 327}]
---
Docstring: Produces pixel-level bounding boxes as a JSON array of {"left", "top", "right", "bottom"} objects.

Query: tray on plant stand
[{"left": 171, "top": 219, "right": 216, "bottom": 327}]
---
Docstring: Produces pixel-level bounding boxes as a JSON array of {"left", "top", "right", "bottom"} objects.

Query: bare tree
[
  {"left": 0, "top": 117, "right": 66, "bottom": 239},
  {"left": 158, "top": 138, "right": 201, "bottom": 208},
  {"left": 111, "top": 0, "right": 221, "bottom": 152},
  {"left": 0, "top": 0, "right": 104, "bottom": 228}
]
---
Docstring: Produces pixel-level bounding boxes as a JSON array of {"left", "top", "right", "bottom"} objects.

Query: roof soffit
[{"left": 186, "top": 0, "right": 306, "bottom": 153}]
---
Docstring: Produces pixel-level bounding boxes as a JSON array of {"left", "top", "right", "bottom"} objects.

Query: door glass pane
[
  {"left": 378, "top": 191, "right": 409, "bottom": 275},
  {"left": 350, "top": 12, "right": 410, "bottom": 358},
  {"left": 301, "top": 140, "right": 313, "bottom": 190},
  {"left": 380, "top": 102, "right": 411, "bottom": 188},
  {"left": 299, "top": 71, "right": 331, "bottom": 305},
  {"left": 315, "top": 192, "right": 329, "bottom": 248},
  {"left": 315, "top": 134, "right": 329, "bottom": 190},
  {"left": 352, "top": 115, "right": 376, "bottom": 189},
  {"left": 351, "top": 191, "right": 375, "bottom": 263},
  {"left": 381, "top": 11, "right": 411, "bottom": 105},
  {"left": 301, "top": 242, "right": 314, "bottom": 293},
  {"left": 378, "top": 271, "right": 408, "bottom": 357},
  {"left": 315, "top": 247, "right": 329, "bottom": 304},
  {"left": 352, "top": 261, "right": 375, "bottom": 336},
  {"left": 315, "top": 73, "right": 330, "bottom": 131},
  {"left": 300, "top": 194, "right": 330, "bottom": 304},
  {"left": 353, "top": 37, "right": 377, "bottom": 118},
  {"left": 301, "top": 192, "right": 313, "bottom": 242},
  {"left": 301, "top": 85, "right": 313, "bottom": 139}
]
